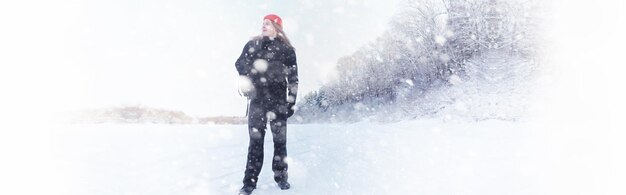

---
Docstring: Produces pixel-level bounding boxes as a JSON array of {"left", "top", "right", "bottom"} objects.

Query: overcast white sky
[
  {"left": 5, "top": 0, "right": 403, "bottom": 117},
  {"left": 2, "top": 0, "right": 625, "bottom": 120}
]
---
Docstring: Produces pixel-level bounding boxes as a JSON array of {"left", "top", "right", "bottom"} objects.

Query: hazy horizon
[{"left": 60, "top": 0, "right": 403, "bottom": 117}]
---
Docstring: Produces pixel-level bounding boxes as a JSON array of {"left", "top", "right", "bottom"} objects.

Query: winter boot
[
  {"left": 277, "top": 181, "right": 290, "bottom": 190},
  {"left": 238, "top": 185, "right": 255, "bottom": 195}
]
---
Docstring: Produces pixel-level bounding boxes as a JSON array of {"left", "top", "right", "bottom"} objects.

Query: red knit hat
[{"left": 263, "top": 14, "right": 283, "bottom": 27}]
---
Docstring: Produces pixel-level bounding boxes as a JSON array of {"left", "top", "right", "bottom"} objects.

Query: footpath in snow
[{"left": 48, "top": 119, "right": 587, "bottom": 195}]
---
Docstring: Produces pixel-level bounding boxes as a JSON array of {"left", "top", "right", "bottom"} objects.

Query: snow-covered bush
[{"left": 296, "top": 0, "right": 544, "bottom": 123}]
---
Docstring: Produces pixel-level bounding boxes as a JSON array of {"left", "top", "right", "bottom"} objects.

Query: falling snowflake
[{"left": 434, "top": 35, "right": 446, "bottom": 46}]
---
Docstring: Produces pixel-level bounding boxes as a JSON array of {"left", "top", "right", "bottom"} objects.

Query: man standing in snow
[{"left": 234, "top": 14, "right": 298, "bottom": 195}]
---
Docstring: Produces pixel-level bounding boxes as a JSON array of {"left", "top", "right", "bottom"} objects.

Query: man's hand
[
  {"left": 237, "top": 76, "right": 254, "bottom": 97},
  {"left": 286, "top": 103, "right": 295, "bottom": 118}
]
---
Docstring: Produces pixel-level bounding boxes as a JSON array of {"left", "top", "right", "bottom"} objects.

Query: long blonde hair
[{"left": 253, "top": 21, "right": 294, "bottom": 49}]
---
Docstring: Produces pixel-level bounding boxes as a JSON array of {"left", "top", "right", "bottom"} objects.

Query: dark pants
[{"left": 243, "top": 99, "right": 289, "bottom": 188}]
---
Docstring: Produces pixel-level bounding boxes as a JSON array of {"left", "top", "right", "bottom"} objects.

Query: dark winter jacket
[{"left": 235, "top": 36, "right": 298, "bottom": 116}]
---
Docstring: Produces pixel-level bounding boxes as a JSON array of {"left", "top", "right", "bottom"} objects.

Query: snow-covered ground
[{"left": 34, "top": 119, "right": 618, "bottom": 195}]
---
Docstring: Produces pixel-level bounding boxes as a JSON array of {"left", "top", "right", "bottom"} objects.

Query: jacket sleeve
[
  {"left": 235, "top": 41, "right": 254, "bottom": 75},
  {"left": 286, "top": 48, "right": 299, "bottom": 104}
]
